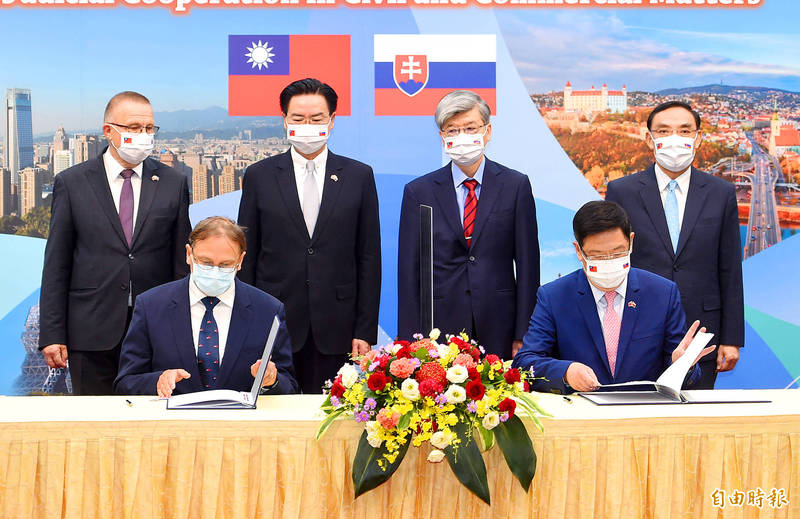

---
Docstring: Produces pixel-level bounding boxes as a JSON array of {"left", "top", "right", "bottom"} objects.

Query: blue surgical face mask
[{"left": 191, "top": 261, "right": 237, "bottom": 297}]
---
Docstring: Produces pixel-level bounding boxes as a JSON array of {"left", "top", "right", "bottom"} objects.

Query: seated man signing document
[
  {"left": 512, "top": 201, "right": 713, "bottom": 394},
  {"left": 114, "top": 217, "right": 298, "bottom": 396}
]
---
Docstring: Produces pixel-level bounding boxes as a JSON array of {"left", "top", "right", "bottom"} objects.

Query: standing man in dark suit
[
  {"left": 40, "top": 91, "right": 191, "bottom": 395},
  {"left": 606, "top": 101, "right": 743, "bottom": 389},
  {"left": 237, "top": 78, "right": 381, "bottom": 394},
  {"left": 397, "top": 90, "right": 540, "bottom": 359}
]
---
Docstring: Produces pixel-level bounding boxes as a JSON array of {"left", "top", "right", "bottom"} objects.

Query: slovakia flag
[
  {"left": 373, "top": 34, "right": 496, "bottom": 116},
  {"left": 228, "top": 35, "right": 351, "bottom": 116}
]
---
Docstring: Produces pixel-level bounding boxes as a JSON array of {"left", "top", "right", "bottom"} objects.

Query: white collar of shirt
[
  {"left": 450, "top": 156, "right": 486, "bottom": 191},
  {"left": 589, "top": 276, "right": 628, "bottom": 308},
  {"left": 103, "top": 148, "right": 143, "bottom": 182},
  {"left": 654, "top": 163, "right": 691, "bottom": 195},
  {"left": 291, "top": 145, "right": 328, "bottom": 207},
  {"left": 189, "top": 275, "right": 236, "bottom": 309}
]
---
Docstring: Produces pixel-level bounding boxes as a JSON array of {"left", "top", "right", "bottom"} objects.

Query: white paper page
[
  {"left": 168, "top": 389, "right": 247, "bottom": 408},
  {"left": 656, "top": 331, "right": 714, "bottom": 393}
]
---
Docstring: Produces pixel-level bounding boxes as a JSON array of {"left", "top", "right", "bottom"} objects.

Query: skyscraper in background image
[{"left": 4, "top": 88, "right": 34, "bottom": 187}]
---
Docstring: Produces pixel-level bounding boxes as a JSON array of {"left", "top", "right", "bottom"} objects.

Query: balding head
[{"left": 104, "top": 91, "right": 151, "bottom": 122}]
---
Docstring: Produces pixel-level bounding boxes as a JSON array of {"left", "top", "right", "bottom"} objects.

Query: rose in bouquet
[{"left": 316, "top": 330, "right": 548, "bottom": 504}]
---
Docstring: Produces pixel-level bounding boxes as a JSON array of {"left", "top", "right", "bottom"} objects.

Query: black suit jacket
[
  {"left": 40, "top": 150, "right": 191, "bottom": 352},
  {"left": 606, "top": 165, "right": 744, "bottom": 349},
  {"left": 397, "top": 158, "right": 540, "bottom": 358},
  {"left": 237, "top": 149, "right": 381, "bottom": 354}
]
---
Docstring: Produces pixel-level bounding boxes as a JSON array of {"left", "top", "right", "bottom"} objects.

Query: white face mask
[
  {"left": 581, "top": 250, "right": 631, "bottom": 290},
  {"left": 286, "top": 123, "right": 330, "bottom": 155},
  {"left": 651, "top": 133, "right": 696, "bottom": 172},
  {"left": 444, "top": 130, "right": 486, "bottom": 166},
  {"left": 109, "top": 126, "right": 154, "bottom": 165}
]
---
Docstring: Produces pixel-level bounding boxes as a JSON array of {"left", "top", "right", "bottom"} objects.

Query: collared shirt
[
  {"left": 451, "top": 157, "right": 486, "bottom": 225},
  {"left": 189, "top": 276, "right": 236, "bottom": 364},
  {"left": 291, "top": 145, "right": 328, "bottom": 208},
  {"left": 103, "top": 148, "right": 143, "bottom": 234},
  {"left": 654, "top": 163, "right": 691, "bottom": 230},
  {"left": 588, "top": 277, "right": 628, "bottom": 336}
]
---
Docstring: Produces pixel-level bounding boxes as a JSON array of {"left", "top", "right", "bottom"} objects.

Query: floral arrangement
[{"left": 316, "top": 330, "right": 548, "bottom": 504}]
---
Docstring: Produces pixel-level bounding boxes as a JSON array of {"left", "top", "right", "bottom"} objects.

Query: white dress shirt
[
  {"left": 291, "top": 146, "right": 327, "bottom": 208},
  {"left": 588, "top": 277, "right": 628, "bottom": 335},
  {"left": 103, "top": 149, "right": 143, "bottom": 234},
  {"left": 654, "top": 164, "right": 691, "bottom": 230},
  {"left": 189, "top": 276, "right": 235, "bottom": 364}
]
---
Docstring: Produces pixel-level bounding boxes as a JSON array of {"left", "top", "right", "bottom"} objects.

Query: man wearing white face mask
[
  {"left": 238, "top": 78, "right": 381, "bottom": 394},
  {"left": 606, "top": 101, "right": 744, "bottom": 389},
  {"left": 40, "top": 91, "right": 191, "bottom": 395},
  {"left": 513, "top": 201, "right": 713, "bottom": 394},
  {"left": 398, "top": 90, "right": 540, "bottom": 359}
]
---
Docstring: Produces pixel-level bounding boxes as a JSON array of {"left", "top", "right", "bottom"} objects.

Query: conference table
[{"left": 1, "top": 390, "right": 797, "bottom": 519}]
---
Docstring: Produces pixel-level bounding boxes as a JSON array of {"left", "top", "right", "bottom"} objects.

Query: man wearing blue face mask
[
  {"left": 606, "top": 101, "right": 744, "bottom": 389},
  {"left": 512, "top": 201, "right": 713, "bottom": 394},
  {"left": 114, "top": 217, "right": 298, "bottom": 396}
]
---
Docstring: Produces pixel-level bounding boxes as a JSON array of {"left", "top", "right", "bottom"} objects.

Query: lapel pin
[
  {"left": 151, "top": 175, "right": 159, "bottom": 182},
  {"left": 628, "top": 301, "right": 637, "bottom": 309},
  {"left": 331, "top": 174, "right": 339, "bottom": 182}
]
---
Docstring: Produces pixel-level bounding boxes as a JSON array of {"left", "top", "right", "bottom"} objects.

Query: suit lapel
[
  {"left": 576, "top": 271, "right": 611, "bottom": 378},
  {"left": 84, "top": 155, "right": 129, "bottom": 248},
  {"left": 311, "top": 151, "right": 345, "bottom": 245},
  {"left": 169, "top": 277, "right": 202, "bottom": 392},
  {"left": 274, "top": 151, "right": 310, "bottom": 240},
  {"left": 637, "top": 166, "right": 675, "bottom": 259},
  {"left": 217, "top": 279, "right": 252, "bottom": 388},
  {"left": 432, "top": 165, "right": 468, "bottom": 249},
  {"left": 468, "top": 158, "right": 504, "bottom": 249},
  {"left": 674, "top": 168, "right": 709, "bottom": 259},
  {"left": 614, "top": 269, "right": 640, "bottom": 377},
  {"left": 130, "top": 159, "right": 160, "bottom": 248}
]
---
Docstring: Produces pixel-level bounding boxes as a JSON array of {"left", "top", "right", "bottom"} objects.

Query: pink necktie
[{"left": 603, "top": 291, "right": 620, "bottom": 376}]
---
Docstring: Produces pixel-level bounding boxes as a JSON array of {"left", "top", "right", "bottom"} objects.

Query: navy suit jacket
[
  {"left": 114, "top": 277, "right": 298, "bottom": 395},
  {"left": 397, "top": 158, "right": 540, "bottom": 358},
  {"left": 512, "top": 268, "right": 699, "bottom": 394},
  {"left": 606, "top": 165, "right": 744, "bottom": 352}
]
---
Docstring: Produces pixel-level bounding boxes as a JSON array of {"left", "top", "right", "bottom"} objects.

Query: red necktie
[{"left": 463, "top": 179, "right": 478, "bottom": 247}]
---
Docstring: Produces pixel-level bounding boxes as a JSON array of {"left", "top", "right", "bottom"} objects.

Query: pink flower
[
  {"left": 359, "top": 350, "right": 379, "bottom": 371},
  {"left": 453, "top": 353, "right": 477, "bottom": 370},
  {"left": 376, "top": 408, "right": 400, "bottom": 430},
  {"left": 389, "top": 358, "right": 415, "bottom": 379}
]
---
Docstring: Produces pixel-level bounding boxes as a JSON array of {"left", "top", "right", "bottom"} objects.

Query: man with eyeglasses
[
  {"left": 40, "top": 91, "right": 191, "bottom": 395},
  {"left": 512, "top": 201, "right": 712, "bottom": 394},
  {"left": 114, "top": 217, "right": 298, "bottom": 396},
  {"left": 397, "top": 90, "right": 540, "bottom": 359},
  {"left": 606, "top": 101, "right": 743, "bottom": 389},
  {"left": 237, "top": 78, "right": 381, "bottom": 394}
]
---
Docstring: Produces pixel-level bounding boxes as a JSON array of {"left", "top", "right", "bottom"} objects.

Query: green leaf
[
  {"left": 397, "top": 412, "right": 412, "bottom": 431},
  {"left": 352, "top": 430, "right": 411, "bottom": 499},
  {"left": 316, "top": 407, "right": 346, "bottom": 441},
  {"left": 516, "top": 392, "right": 552, "bottom": 417},
  {"left": 414, "top": 348, "right": 429, "bottom": 361},
  {"left": 493, "top": 415, "right": 537, "bottom": 492},
  {"left": 513, "top": 397, "right": 545, "bottom": 433},
  {"left": 444, "top": 419, "right": 491, "bottom": 505},
  {"left": 476, "top": 424, "right": 494, "bottom": 452}
]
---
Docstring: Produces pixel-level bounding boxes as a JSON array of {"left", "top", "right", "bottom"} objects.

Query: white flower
[
  {"left": 365, "top": 420, "right": 380, "bottom": 435},
  {"left": 401, "top": 379, "right": 420, "bottom": 401},
  {"left": 337, "top": 364, "right": 359, "bottom": 388},
  {"left": 367, "top": 432, "right": 383, "bottom": 448},
  {"left": 444, "top": 384, "right": 466, "bottom": 404},
  {"left": 390, "top": 343, "right": 403, "bottom": 355},
  {"left": 430, "top": 430, "right": 454, "bottom": 449},
  {"left": 446, "top": 365, "right": 469, "bottom": 384},
  {"left": 429, "top": 328, "right": 441, "bottom": 341},
  {"left": 482, "top": 411, "right": 500, "bottom": 430},
  {"left": 437, "top": 345, "right": 451, "bottom": 361},
  {"left": 515, "top": 381, "right": 526, "bottom": 393},
  {"left": 427, "top": 449, "right": 445, "bottom": 463}
]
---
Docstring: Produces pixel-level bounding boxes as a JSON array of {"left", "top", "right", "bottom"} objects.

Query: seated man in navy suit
[
  {"left": 512, "top": 201, "right": 713, "bottom": 394},
  {"left": 115, "top": 217, "right": 298, "bottom": 396}
]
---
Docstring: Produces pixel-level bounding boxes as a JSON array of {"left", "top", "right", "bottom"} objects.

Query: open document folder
[
  {"left": 579, "top": 331, "right": 771, "bottom": 405},
  {"left": 167, "top": 316, "right": 280, "bottom": 410}
]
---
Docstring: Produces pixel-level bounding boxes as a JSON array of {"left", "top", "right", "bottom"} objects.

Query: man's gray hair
[{"left": 435, "top": 90, "right": 491, "bottom": 130}]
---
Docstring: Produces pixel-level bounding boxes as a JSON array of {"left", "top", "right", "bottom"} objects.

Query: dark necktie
[
  {"left": 463, "top": 179, "right": 479, "bottom": 247},
  {"left": 197, "top": 296, "right": 221, "bottom": 390},
  {"left": 119, "top": 169, "right": 134, "bottom": 247}
]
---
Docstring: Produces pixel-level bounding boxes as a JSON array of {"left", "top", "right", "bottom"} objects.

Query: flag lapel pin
[
  {"left": 331, "top": 174, "right": 339, "bottom": 182},
  {"left": 152, "top": 175, "right": 159, "bottom": 182},
  {"left": 628, "top": 301, "right": 637, "bottom": 309}
]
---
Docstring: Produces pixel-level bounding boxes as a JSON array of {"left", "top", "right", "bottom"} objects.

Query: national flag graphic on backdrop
[
  {"left": 374, "top": 34, "right": 496, "bottom": 116},
  {"left": 228, "top": 35, "right": 351, "bottom": 116}
]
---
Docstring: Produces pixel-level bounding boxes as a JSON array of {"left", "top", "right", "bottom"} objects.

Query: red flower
[
  {"left": 377, "top": 355, "right": 390, "bottom": 369},
  {"left": 504, "top": 368, "right": 521, "bottom": 384},
  {"left": 416, "top": 362, "right": 447, "bottom": 386},
  {"left": 485, "top": 354, "right": 501, "bottom": 366},
  {"left": 394, "top": 340, "right": 411, "bottom": 348},
  {"left": 467, "top": 367, "right": 480, "bottom": 381},
  {"left": 465, "top": 379, "right": 485, "bottom": 401},
  {"left": 367, "top": 372, "right": 388, "bottom": 392},
  {"left": 523, "top": 380, "right": 530, "bottom": 392},
  {"left": 418, "top": 379, "right": 444, "bottom": 398},
  {"left": 451, "top": 336, "right": 470, "bottom": 351},
  {"left": 498, "top": 397, "right": 516, "bottom": 418},
  {"left": 329, "top": 375, "right": 345, "bottom": 398},
  {"left": 395, "top": 346, "right": 412, "bottom": 359}
]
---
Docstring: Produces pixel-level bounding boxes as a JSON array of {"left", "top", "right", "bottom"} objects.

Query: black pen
[
  {"left": 563, "top": 396, "right": 573, "bottom": 404},
  {"left": 125, "top": 399, "right": 133, "bottom": 407}
]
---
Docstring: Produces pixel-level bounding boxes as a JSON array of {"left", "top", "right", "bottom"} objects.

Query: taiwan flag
[
  {"left": 228, "top": 35, "right": 351, "bottom": 116},
  {"left": 374, "top": 34, "right": 496, "bottom": 116}
]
